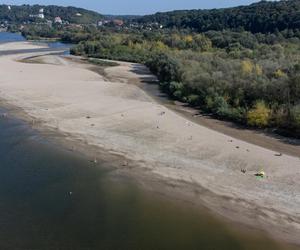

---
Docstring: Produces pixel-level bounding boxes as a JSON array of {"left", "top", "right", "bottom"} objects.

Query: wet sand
[{"left": 0, "top": 42, "right": 299, "bottom": 247}]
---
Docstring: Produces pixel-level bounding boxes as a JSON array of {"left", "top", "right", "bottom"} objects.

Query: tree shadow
[{"left": 129, "top": 64, "right": 300, "bottom": 151}]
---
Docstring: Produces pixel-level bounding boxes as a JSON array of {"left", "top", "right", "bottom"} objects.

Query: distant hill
[
  {"left": 136, "top": 0, "right": 300, "bottom": 33},
  {"left": 104, "top": 15, "right": 141, "bottom": 21},
  {"left": 0, "top": 4, "right": 102, "bottom": 24}
]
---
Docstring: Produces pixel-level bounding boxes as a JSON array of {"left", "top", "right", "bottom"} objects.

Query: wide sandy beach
[{"left": 0, "top": 42, "right": 299, "bottom": 246}]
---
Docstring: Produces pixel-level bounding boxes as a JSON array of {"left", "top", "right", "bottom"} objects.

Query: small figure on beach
[{"left": 255, "top": 170, "right": 266, "bottom": 179}]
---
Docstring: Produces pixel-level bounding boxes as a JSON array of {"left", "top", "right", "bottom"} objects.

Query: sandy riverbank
[
  {"left": 0, "top": 41, "right": 47, "bottom": 51},
  {"left": 0, "top": 42, "right": 300, "bottom": 246}
]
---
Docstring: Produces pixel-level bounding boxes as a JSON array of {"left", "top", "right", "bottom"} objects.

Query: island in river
[{"left": 0, "top": 38, "right": 299, "bottom": 249}]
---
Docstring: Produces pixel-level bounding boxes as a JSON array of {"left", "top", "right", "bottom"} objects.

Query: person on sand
[{"left": 255, "top": 170, "right": 266, "bottom": 178}]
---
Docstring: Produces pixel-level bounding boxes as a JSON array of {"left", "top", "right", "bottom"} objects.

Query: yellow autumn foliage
[
  {"left": 241, "top": 60, "right": 263, "bottom": 75},
  {"left": 155, "top": 41, "right": 168, "bottom": 50},
  {"left": 255, "top": 64, "right": 263, "bottom": 75},
  {"left": 274, "top": 69, "right": 286, "bottom": 78},
  {"left": 247, "top": 101, "right": 271, "bottom": 127},
  {"left": 184, "top": 35, "right": 193, "bottom": 43},
  {"left": 241, "top": 60, "right": 254, "bottom": 74}
]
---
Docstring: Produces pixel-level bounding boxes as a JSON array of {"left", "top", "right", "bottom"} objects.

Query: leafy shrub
[
  {"left": 290, "top": 105, "right": 300, "bottom": 129},
  {"left": 187, "top": 95, "right": 200, "bottom": 106},
  {"left": 212, "top": 96, "right": 230, "bottom": 117},
  {"left": 247, "top": 101, "right": 271, "bottom": 127}
]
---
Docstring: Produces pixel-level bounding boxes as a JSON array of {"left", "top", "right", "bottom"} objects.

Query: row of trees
[
  {"left": 21, "top": 23, "right": 300, "bottom": 136},
  {"left": 0, "top": 4, "right": 102, "bottom": 24},
  {"left": 68, "top": 30, "right": 300, "bottom": 136},
  {"left": 137, "top": 0, "right": 300, "bottom": 34}
]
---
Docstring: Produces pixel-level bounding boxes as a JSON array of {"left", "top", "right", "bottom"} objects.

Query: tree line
[
  {"left": 69, "top": 29, "right": 300, "bottom": 136},
  {"left": 0, "top": 4, "right": 102, "bottom": 24},
  {"left": 136, "top": 0, "right": 300, "bottom": 34},
  {"left": 19, "top": 3, "right": 300, "bottom": 137}
]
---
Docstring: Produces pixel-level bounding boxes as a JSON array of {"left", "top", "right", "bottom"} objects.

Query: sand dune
[{"left": 0, "top": 42, "right": 299, "bottom": 244}]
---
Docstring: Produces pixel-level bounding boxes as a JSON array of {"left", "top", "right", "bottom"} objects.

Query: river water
[{"left": 0, "top": 32, "right": 293, "bottom": 250}]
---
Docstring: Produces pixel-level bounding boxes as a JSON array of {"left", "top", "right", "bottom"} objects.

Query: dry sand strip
[
  {"left": 0, "top": 42, "right": 300, "bottom": 245},
  {"left": 0, "top": 41, "right": 48, "bottom": 51}
]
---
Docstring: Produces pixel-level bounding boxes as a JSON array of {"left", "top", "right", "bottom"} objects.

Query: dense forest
[
  {"left": 18, "top": 1, "right": 300, "bottom": 137},
  {"left": 137, "top": 0, "right": 300, "bottom": 34},
  {"left": 0, "top": 5, "right": 102, "bottom": 24}
]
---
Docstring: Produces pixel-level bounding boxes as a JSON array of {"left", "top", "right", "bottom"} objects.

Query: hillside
[
  {"left": 0, "top": 4, "right": 102, "bottom": 24},
  {"left": 137, "top": 0, "right": 300, "bottom": 33}
]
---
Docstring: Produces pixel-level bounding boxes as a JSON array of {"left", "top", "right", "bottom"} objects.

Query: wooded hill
[
  {"left": 0, "top": 5, "right": 102, "bottom": 24},
  {"left": 137, "top": 0, "right": 300, "bottom": 33}
]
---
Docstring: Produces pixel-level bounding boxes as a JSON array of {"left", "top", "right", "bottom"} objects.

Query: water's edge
[
  {"left": 0, "top": 34, "right": 298, "bottom": 249},
  {"left": 0, "top": 73, "right": 297, "bottom": 250}
]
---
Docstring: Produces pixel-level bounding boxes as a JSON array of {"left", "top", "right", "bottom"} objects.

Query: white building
[
  {"left": 54, "top": 16, "right": 63, "bottom": 24},
  {"left": 38, "top": 9, "right": 44, "bottom": 19}
]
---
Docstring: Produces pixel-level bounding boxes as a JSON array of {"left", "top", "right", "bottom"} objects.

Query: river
[{"left": 0, "top": 32, "right": 293, "bottom": 250}]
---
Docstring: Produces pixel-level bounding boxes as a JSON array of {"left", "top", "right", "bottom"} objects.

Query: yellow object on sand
[
  {"left": 255, "top": 170, "right": 266, "bottom": 178},
  {"left": 256, "top": 170, "right": 266, "bottom": 178}
]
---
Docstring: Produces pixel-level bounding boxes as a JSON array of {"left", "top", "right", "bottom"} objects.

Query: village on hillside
[{"left": 0, "top": 5, "right": 163, "bottom": 31}]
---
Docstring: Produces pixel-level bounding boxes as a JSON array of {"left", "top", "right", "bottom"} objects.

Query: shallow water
[
  {"left": 0, "top": 32, "right": 25, "bottom": 43},
  {"left": 0, "top": 32, "right": 295, "bottom": 249},
  {"left": 0, "top": 107, "right": 288, "bottom": 250},
  {"left": 0, "top": 32, "right": 70, "bottom": 56}
]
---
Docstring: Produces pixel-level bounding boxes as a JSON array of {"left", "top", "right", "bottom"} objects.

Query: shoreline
[
  {"left": 2, "top": 98, "right": 299, "bottom": 249},
  {"left": 79, "top": 56, "right": 300, "bottom": 157},
  {"left": 105, "top": 60, "right": 300, "bottom": 158},
  {"left": 0, "top": 42, "right": 300, "bottom": 247}
]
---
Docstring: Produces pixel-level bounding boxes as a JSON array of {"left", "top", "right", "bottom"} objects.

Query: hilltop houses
[
  {"left": 54, "top": 16, "right": 63, "bottom": 24},
  {"left": 97, "top": 19, "right": 124, "bottom": 27},
  {"left": 113, "top": 19, "right": 124, "bottom": 26},
  {"left": 38, "top": 9, "right": 45, "bottom": 19},
  {"left": 29, "top": 8, "right": 45, "bottom": 19}
]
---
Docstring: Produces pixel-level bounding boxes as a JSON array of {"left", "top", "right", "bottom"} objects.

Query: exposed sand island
[{"left": 0, "top": 42, "right": 299, "bottom": 245}]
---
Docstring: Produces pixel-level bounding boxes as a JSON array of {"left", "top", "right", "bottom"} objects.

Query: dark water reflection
[{"left": 0, "top": 111, "right": 289, "bottom": 250}]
